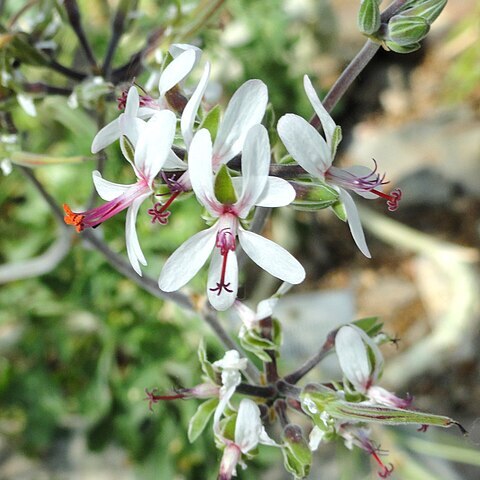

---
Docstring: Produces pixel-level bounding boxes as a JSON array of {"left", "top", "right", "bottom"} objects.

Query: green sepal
[
  {"left": 384, "top": 40, "right": 422, "bottom": 53},
  {"left": 331, "top": 200, "right": 347, "bottom": 221},
  {"left": 214, "top": 165, "right": 237, "bottom": 205},
  {"left": 352, "top": 317, "right": 383, "bottom": 337},
  {"left": 291, "top": 181, "right": 339, "bottom": 211},
  {"left": 188, "top": 397, "right": 218, "bottom": 443},
  {"left": 121, "top": 135, "right": 135, "bottom": 163},
  {"left": 198, "top": 340, "right": 217, "bottom": 383},
  {"left": 199, "top": 104, "right": 221, "bottom": 143},
  {"left": 358, "top": 0, "right": 381, "bottom": 35},
  {"left": 388, "top": 14, "right": 430, "bottom": 46},
  {"left": 401, "top": 0, "right": 447, "bottom": 24},
  {"left": 301, "top": 384, "right": 461, "bottom": 430},
  {"left": 281, "top": 425, "right": 312, "bottom": 479}
]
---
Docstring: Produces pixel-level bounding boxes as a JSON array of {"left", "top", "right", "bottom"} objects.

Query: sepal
[
  {"left": 281, "top": 424, "right": 312, "bottom": 479},
  {"left": 214, "top": 165, "right": 238, "bottom": 205},
  {"left": 199, "top": 105, "right": 221, "bottom": 143},
  {"left": 387, "top": 14, "right": 430, "bottom": 46},
  {"left": 358, "top": 0, "right": 381, "bottom": 35},
  {"left": 291, "top": 181, "right": 339, "bottom": 211}
]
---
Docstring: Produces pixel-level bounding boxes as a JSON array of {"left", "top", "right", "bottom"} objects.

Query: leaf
[{"left": 198, "top": 340, "right": 217, "bottom": 383}]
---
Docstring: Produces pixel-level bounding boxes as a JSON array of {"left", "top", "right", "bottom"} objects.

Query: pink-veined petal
[
  {"left": 278, "top": 113, "right": 331, "bottom": 175},
  {"left": 237, "top": 228, "right": 305, "bottom": 284},
  {"left": 235, "top": 399, "right": 262, "bottom": 453},
  {"left": 303, "top": 75, "right": 336, "bottom": 147},
  {"left": 335, "top": 325, "right": 373, "bottom": 393},
  {"left": 159, "top": 49, "right": 197, "bottom": 97},
  {"left": 207, "top": 249, "right": 238, "bottom": 311},
  {"left": 125, "top": 193, "right": 150, "bottom": 276},
  {"left": 189, "top": 129, "right": 219, "bottom": 212},
  {"left": 213, "top": 79, "right": 268, "bottom": 165},
  {"left": 235, "top": 125, "right": 270, "bottom": 217},
  {"left": 91, "top": 118, "right": 120, "bottom": 153},
  {"left": 92, "top": 170, "right": 131, "bottom": 201},
  {"left": 134, "top": 110, "right": 177, "bottom": 183},
  {"left": 181, "top": 62, "right": 210, "bottom": 149},
  {"left": 137, "top": 106, "right": 160, "bottom": 119},
  {"left": 124, "top": 86, "right": 140, "bottom": 117},
  {"left": 163, "top": 149, "right": 188, "bottom": 170},
  {"left": 255, "top": 176, "right": 296, "bottom": 207},
  {"left": 337, "top": 188, "right": 371, "bottom": 258},
  {"left": 158, "top": 224, "right": 218, "bottom": 292}
]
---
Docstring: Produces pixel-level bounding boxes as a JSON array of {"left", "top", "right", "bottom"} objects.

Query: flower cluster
[{"left": 63, "top": 44, "right": 402, "bottom": 310}]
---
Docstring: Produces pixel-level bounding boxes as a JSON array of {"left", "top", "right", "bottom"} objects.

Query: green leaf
[
  {"left": 352, "top": 317, "right": 383, "bottom": 336},
  {"left": 214, "top": 165, "right": 237, "bottom": 205},
  {"left": 199, "top": 105, "right": 221, "bottom": 143},
  {"left": 358, "top": 0, "right": 381, "bottom": 35},
  {"left": 187, "top": 397, "right": 218, "bottom": 443}
]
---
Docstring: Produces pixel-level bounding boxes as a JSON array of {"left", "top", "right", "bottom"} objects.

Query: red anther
[
  {"left": 370, "top": 187, "right": 402, "bottom": 211},
  {"left": 418, "top": 424, "right": 429, "bottom": 433},
  {"left": 117, "top": 89, "right": 128, "bottom": 110}
]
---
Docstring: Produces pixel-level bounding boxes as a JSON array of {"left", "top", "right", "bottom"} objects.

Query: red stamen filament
[
  {"left": 370, "top": 450, "right": 394, "bottom": 478},
  {"left": 210, "top": 251, "right": 233, "bottom": 296},
  {"left": 145, "top": 388, "right": 184, "bottom": 411},
  {"left": 148, "top": 191, "right": 180, "bottom": 225},
  {"left": 370, "top": 188, "right": 402, "bottom": 211}
]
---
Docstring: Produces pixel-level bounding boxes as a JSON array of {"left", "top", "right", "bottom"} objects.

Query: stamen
[
  {"left": 144, "top": 388, "right": 185, "bottom": 411},
  {"left": 364, "top": 441, "right": 394, "bottom": 478},
  {"left": 63, "top": 204, "right": 85, "bottom": 233},
  {"left": 210, "top": 228, "right": 236, "bottom": 296},
  {"left": 418, "top": 424, "right": 429, "bottom": 433},
  {"left": 147, "top": 191, "right": 180, "bottom": 225},
  {"left": 369, "top": 188, "right": 402, "bottom": 211}
]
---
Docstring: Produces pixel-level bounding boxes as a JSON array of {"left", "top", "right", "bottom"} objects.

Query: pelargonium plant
[{"left": 1, "top": 0, "right": 466, "bottom": 478}]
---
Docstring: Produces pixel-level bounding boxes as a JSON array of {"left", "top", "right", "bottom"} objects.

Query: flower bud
[
  {"left": 358, "top": 0, "right": 381, "bottom": 35},
  {"left": 401, "top": 0, "right": 447, "bottom": 24},
  {"left": 281, "top": 424, "right": 312, "bottom": 478},
  {"left": 388, "top": 14, "right": 430, "bottom": 46},
  {"left": 290, "top": 180, "right": 339, "bottom": 211},
  {"left": 384, "top": 40, "right": 422, "bottom": 54}
]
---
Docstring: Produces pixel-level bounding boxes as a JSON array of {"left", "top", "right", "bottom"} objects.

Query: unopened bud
[
  {"left": 291, "top": 180, "right": 339, "bottom": 211},
  {"left": 401, "top": 0, "right": 447, "bottom": 24},
  {"left": 388, "top": 15, "right": 430, "bottom": 46},
  {"left": 282, "top": 424, "right": 312, "bottom": 478},
  {"left": 384, "top": 40, "right": 422, "bottom": 54},
  {"left": 358, "top": 0, "right": 381, "bottom": 35}
]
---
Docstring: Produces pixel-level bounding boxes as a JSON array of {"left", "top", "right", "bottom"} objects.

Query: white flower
[
  {"left": 218, "top": 398, "right": 277, "bottom": 480},
  {"left": 158, "top": 125, "right": 304, "bottom": 311},
  {"left": 91, "top": 45, "right": 200, "bottom": 153},
  {"left": 335, "top": 325, "right": 411, "bottom": 408},
  {"left": 64, "top": 110, "right": 177, "bottom": 275},
  {"left": 277, "top": 75, "right": 402, "bottom": 258}
]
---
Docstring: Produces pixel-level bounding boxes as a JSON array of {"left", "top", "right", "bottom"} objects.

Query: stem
[
  {"left": 103, "top": 0, "right": 133, "bottom": 79},
  {"left": 177, "top": 0, "right": 226, "bottom": 42},
  {"left": 23, "top": 82, "right": 72, "bottom": 96},
  {"left": 259, "top": 316, "right": 279, "bottom": 383},
  {"left": 20, "top": 167, "right": 260, "bottom": 381},
  {"left": 236, "top": 383, "right": 276, "bottom": 398},
  {"left": 48, "top": 59, "right": 87, "bottom": 81},
  {"left": 283, "top": 328, "right": 338, "bottom": 384},
  {"left": 63, "top": 0, "right": 98, "bottom": 72}
]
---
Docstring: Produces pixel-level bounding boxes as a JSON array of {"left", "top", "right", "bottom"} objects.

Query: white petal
[
  {"left": 137, "top": 106, "right": 159, "bottom": 119},
  {"left": 309, "top": 426, "right": 325, "bottom": 451},
  {"left": 124, "top": 86, "right": 139, "bottom": 117},
  {"left": 92, "top": 170, "right": 131, "bottom": 201},
  {"left": 189, "top": 129, "right": 218, "bottom": 211},
  {"left": 91, "top": 118, "right": 120, "bottom": 153},
  {"left": 303, "top": 75, "right": 336, "bottom": 147},
  {"left": 134, "top": 110, "right": 177, "bottom": 182},
  {"left": 237, "top": 228, "right": 305, "bottom": 284},
  {"left": 213, "top": 79, "right": 268, "bottom": 165},
  {"left": 169, "top": 43, "right": 202, "bottom": 64},
  {"left": 125, "top": 193, "right": 150, "bottom": 276},
  {"left": 235, "top": 125, "right": 270, "bottom": 217},
  {"left": 337, "top": 188, "right": 371, "bottom": 258},
  {"left": 235, "top": 399, "right": 262, "bottom": 453},
  {"left": 277, "top": 114, "right": 331, "bottom": 175},
  {"left": 255, "top": 177, "right": 296, "bottom": 207},
  {"left": 181, "top": 62, "right": 210, "bottom": 149},
  {"left": 163, "top": 149, "right": 188, "bottom": 170},
  {"left": 207, "top": 249, "right": 238, "bottom": 311},
  {"left": 119, "top": 114, "right": 145, "bottom": 150},
  {"left": 159, "top": 49, "right": 197, "bottom": 97},
  {"left": 158, "top": 225, "right": 217, "bottom": 291},
  {"left": 335, "top": 325, "right": 372, "bottom": 392}
]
